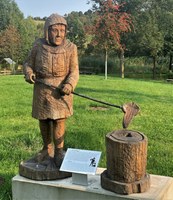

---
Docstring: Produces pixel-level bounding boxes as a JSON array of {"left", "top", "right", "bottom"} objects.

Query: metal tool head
[{"left": 122, "top": 102, "right": 140, "bottom": 128}]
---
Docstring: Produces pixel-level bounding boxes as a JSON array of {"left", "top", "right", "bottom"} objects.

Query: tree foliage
[
  {"left": 0, "top": 0, "right": 23, "bottom": 31},
  {"left": 1, "top": 0, "right": 173, "bottom": 76},
  {"left": 89, "top": 0, "right": 132, "bottom": 49},
  {"left": 0, "top": 25, "right": 21, "bottom": 61},
  {"left": 115, "top": 0, "right": 173, "bottom": 76},
  {"left": 66, "top": 12, "right": 87, "bottom": 55},
  {"left": 0, "top": 0, "right": 40, "bottom": 64},
  {"left": 19, "top": 17, "right": 40, "bottom": 63},
  {"left": 88, "top": 0, "right": 133, "bottom": 78}
]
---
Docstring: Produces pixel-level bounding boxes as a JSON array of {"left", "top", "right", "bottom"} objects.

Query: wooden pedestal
[
  {"left": 19, "top": 157, "right": 71, "bottom": 181},
  {"left": 101, "top": 129, "right": 150, "bottom": 194}
]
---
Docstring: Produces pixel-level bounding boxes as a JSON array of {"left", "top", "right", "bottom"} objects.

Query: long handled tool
[
  {"left": 35, "top": 79, "right": 140, "bottom": 128},
  {"left": 70, "top": 91, "right": 139, "bottom": 128}
]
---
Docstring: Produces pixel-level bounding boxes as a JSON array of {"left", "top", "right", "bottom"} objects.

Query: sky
[{"left": 15, "top": 0, "right": 92, "bottom": 18}]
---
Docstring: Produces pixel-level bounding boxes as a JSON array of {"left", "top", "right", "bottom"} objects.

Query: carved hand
[
  {"left": 25, "top": 73, "right": 36, "bottom": 84},
  {"left": 60, "top": 84, "right": 73, "bottom": 95}
]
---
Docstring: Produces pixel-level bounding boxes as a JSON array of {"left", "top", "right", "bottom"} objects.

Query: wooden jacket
[{"left": 23, "top": 38, "right": 79, "bottom": 120}]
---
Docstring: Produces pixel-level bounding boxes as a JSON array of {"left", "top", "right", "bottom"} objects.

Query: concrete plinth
[{"left": 12, "top": 168, "right": 173, "bottom": 200}]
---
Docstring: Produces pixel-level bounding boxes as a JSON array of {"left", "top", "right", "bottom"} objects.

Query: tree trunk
[
  {"left": 152, "top": 56, "right": 157, "bottom": 79},
  {"left": 105, "top": 49, "right": 108, "bottom": 80},
  {"left": 169, "top": 54, "right": 173, "bottom": 72},
  {"left": 119, "top": 48, "right": 125, "bottom": 79}
]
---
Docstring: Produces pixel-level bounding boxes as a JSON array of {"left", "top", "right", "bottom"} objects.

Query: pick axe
[{"left": 35, "top": 79, "right": 140, "bottom": 128}]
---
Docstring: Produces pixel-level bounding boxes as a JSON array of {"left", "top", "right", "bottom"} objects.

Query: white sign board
[{"left": 60, "top": 148, "right": 101, "bottom": 175}]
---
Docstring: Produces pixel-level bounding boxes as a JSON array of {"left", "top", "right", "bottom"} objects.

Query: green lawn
[{"left": 0, "top": 75, "right": 173, "bottom": 199}]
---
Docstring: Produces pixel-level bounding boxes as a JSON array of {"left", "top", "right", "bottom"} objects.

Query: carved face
[{"left": 48, "top": 24, "right": 66, "bottom": 46}]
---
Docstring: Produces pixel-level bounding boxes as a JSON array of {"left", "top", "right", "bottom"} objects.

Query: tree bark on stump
[{"left": 101, "top": 129, "right": 150, "bottom": 194}]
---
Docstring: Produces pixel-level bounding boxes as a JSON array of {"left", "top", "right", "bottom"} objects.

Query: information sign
[{"left": 60, "top": 148, "right": 101, "bottom": 175}]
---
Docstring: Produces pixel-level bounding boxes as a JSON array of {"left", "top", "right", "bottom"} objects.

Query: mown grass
[{"left": 0, "top": 75, "right": 173, "bottom": 199}]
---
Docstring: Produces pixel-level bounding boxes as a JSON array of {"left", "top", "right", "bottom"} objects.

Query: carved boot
[
  {"left": 35, "top": 119, "right": 53, "bottom": 162},
  {"left": 53, "top": 119, "right": 66, "bottom": 168},
  {"left": 54, "top": 148, "right": 65, "bottom": 168}
]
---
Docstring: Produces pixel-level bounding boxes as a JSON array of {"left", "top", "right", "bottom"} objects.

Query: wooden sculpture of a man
[{"left": 23, "top": 13, "right": 79, "bottom": 168}]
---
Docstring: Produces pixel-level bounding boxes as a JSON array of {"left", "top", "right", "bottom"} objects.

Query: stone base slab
[{"left": 12, "top": 168, "right": 173, "bottom": 200}]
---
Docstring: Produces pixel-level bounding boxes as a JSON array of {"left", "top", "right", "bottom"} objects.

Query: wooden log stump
[{"left": 101, "top": 129, "right": 150, "bottom": 195}]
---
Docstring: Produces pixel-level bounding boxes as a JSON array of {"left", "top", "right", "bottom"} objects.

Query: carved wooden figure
[{"left": 20, "top": 13, "right": 79, "bottom": 180}]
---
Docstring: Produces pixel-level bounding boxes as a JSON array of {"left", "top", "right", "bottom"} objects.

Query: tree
[
  {"left": 0, "top": 0, "right": 23, "bottom": 31},
  {"left": 156, "top": 0, "right": 173, "bottom": 72},
  {"left": 88, "top": 0, "right": 132, "bottom": 79},
  {"left": 66, "top": 12, "right": 88, "bottom": 56},
  {"left": 19, "top": 17, "right": 39, "bottom": 63},
  {"left": 137, "top": 10, "right": 164, "bottom": 79},
  {"left": 117, "top": 0, "right": 173, "bottom": 78},
  {"left": 0, "top": 24, "right": 21, "bottom": 73},
  {"left": 0, "top": 0, "right": 25, "bottom": 64}
]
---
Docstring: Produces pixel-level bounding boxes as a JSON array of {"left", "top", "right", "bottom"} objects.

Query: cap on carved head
[{"left": 44, "top": 13, "right": 67, "bottom": 44}]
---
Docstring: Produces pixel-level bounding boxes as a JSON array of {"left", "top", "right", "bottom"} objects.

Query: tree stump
[{"left": 101, "top": 129, "right": 150, "bottom": 195}]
